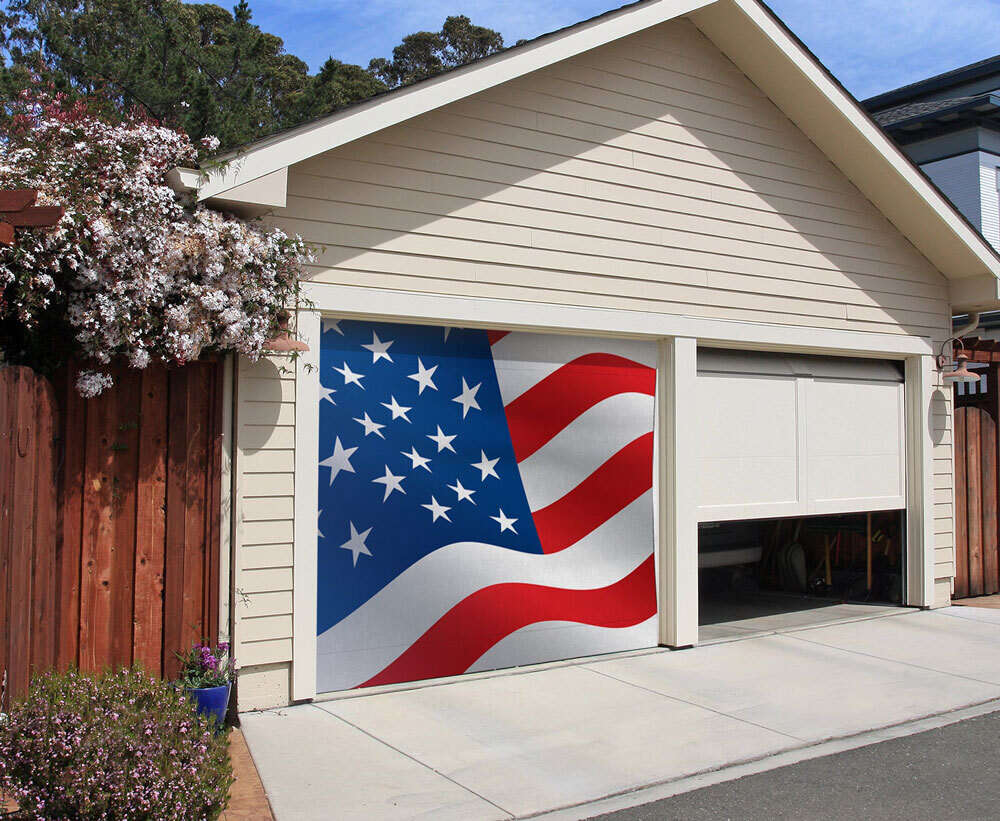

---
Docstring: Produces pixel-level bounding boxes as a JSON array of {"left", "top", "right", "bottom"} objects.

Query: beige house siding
[
  {"left": 231, "top": 16, "right": 955, "bottom": 702},
  {"left": 233, "top": 355, "right": 296, "bottom": 707}
]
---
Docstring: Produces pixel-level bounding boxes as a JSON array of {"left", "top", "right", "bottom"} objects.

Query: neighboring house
[
  {"left": 864, "top": 56, "right": 1000, "bottom": 342},
  {"left": 175, "top": 0, "right": 1000, "bottom": 710},
  {"left": 864, "top": 56, "right": 1000, "bottom": 254}
]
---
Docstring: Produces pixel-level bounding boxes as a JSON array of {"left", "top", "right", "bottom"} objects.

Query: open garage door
[
  {"left": 696, "top": 349, "right": 906, "bottom": 522},
  {"left": 695, "top": 349, "right": 907, "bottom": 639},
  {"left": 315, "top": 320, "right": 659, "bottom": 693}
]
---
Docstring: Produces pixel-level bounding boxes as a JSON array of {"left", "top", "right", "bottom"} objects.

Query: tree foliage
[
  {"left": 0, "top": 1, "right": 505, "bottom": 149},
  {"left": 369, "top": 15, "right": 505, "bottom": 88}
]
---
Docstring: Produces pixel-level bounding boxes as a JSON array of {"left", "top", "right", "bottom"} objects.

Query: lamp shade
[{"left": 943, "top": 352, "right": 981, "bottom": 384}]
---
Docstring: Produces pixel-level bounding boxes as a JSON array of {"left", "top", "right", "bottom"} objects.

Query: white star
[
  {"left": 362, "top": 331, "right": 394, "bottom": 364},
  {"left": 491, "top": 508, "right": 518, "bottom": 534},
  {"left": 447, "top": 478, "right": 476, "bottom": 504},
  {"left": 318, "top": 510, "right": 324, "bottom": 539},
  {"left": 421, "top": 496, "right": 452, "bottom": 523},
  {"left": 427, "top": 425, "right": 457, "bottom": 453},
  {"left": 471, "top": 450, "right": 500, "bottom": 481},
  {"left": 340, "top": 521, "right": 373, "bottom": 566},
  {"left": 372, "top": 465, "right": 406, "bottom": 501},
  {"left": 381, "top": 395, "right": 412, "bottom": 422},
  {"left": 452, "top": 378, "right": 482, "bottom": 418},
  {"left": 322, "top": 317, "right": 344, "bottom": 336},
  {"left": 334, "top": 361, "right": 365, "bottom": 389},
  {"left": 408, "top": 358, "right": 438, "bottom": 394},
  {"left": 354, "top": 412, "right": 386, "bottom": 439},
  {"left": 319, "top": 437, "right": 357, "bottom": 485},
  {"left": 319, "top": 384, "right": 337, "bottom": 405},
  {"left": 401, "top": 446, "right": 432, "bottom": 472}
]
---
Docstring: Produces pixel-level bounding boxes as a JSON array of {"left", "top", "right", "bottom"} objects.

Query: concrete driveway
[{"left": 241, "top": 607, "right": 1000, "bottom": 820}]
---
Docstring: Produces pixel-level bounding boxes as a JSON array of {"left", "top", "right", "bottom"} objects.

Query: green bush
[{"left": 0, "top": 667, "right": 233, "bottom": 820}]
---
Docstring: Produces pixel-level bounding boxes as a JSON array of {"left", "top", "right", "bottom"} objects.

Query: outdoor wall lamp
[
  {"left": 938, "top": 338, "right": 981, "bottom": 384},
  {"left": 263, "top": 311, "right": 310, "bottom": 353}
]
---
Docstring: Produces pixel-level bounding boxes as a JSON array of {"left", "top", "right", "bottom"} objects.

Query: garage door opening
[{"left": 699, "top": 511, "right": 905, "bottom": 642}]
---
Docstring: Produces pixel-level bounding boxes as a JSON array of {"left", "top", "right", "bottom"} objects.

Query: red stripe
[
  {"left": 532, "top": 432, "right": 654, "bottom": 554},
  {"left": 362, "top": 555, "right": 655, "bottom": 688},
  {"left": 487, "top": 330, "right": 510, "bottom": 345},
  {"left": 505, "top": 354, "right": 655, "bottom": 462}
]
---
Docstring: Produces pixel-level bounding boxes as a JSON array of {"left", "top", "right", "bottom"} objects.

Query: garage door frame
[{"left": 287, "top": 289, "right": 938, "bottom": 702}]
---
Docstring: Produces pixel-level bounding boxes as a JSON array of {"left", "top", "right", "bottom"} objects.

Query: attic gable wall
[{"left": 277, "top": 18, "right": 949, "bottom": 339}]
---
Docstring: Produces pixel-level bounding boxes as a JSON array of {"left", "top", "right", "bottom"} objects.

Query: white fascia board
[
  {"left": 194, "top": 0, "right": 715, "bottom": 201},
  {"left": 692, "top": 0, "right": 1000, "bottom": 283},
  {"left": 301, "top": 281, "right": 933, "bottom": 357},
  {"left": 166, "top": 166, "right": 201, "bottom": 193}
]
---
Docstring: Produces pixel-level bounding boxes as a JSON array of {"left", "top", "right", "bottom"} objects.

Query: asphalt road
[{"left": 590, "top": 709, "right": 1000, "bottom": 821}]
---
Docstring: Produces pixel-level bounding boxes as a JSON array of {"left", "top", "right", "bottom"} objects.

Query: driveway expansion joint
[{"left": 311, "top": 702, "right": 516, "bottom": 819}]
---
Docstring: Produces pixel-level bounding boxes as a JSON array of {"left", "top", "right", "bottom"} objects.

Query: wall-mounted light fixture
[
  {"left": 937, "top": 338, "right": 981, "bottom": 384},
  {"left": 263, "top": 311, "right": 310, "bottom": 353}
]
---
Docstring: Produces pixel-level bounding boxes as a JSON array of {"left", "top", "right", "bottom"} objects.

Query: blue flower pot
[{"left": 187, "top": 684, "right": 231, "bottom": 729}]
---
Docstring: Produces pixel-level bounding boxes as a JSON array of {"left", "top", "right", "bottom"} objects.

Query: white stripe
[
  {"left": 517, "top": 393, "right": 654, "bottom": 511},
  {"left": 467, "top": 616, "right": 658, "bottom": 674},
  {"left": 316, "top": 492, "right": 654, "bottom": 692},
  {"left": 491, "top": 333, "right": 657, "bottom": 406}
]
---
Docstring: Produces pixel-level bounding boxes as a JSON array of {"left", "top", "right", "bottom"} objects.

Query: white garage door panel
[
  {"left": 698, "top": 374, "right": 801, "bottom": 516},
  {"left": 806, "top": 379, "right": 905, "bottom": 513},
  {"left": 696, "top": 350, "right": 905, "bottom": 521}
]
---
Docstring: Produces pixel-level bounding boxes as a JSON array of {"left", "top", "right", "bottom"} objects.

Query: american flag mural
[{"left": 316, "top": 318, "right": 658, "bottom": 692}]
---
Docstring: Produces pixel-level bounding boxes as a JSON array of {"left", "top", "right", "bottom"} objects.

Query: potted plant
[{"left": 177, "top": 641, "right": 234, "bottom": 729}]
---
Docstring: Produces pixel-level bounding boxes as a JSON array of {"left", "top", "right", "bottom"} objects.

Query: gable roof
[
  {"left": 185, "top": 0, "right": 1000, "bottom": 303},
  {"left": 864, "top": 54, "right": 1000, "bottom": 111}
]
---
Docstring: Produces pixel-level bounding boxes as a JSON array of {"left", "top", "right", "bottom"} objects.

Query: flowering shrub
[
  {"left": 0, "top": 90, "right": 311, "bottom": 396},
  {"left": 0, "top": 667, "right": 233, "bottom": 820},
  {"left": 177, "top": 641, "right": 234, "bottom": 689}
]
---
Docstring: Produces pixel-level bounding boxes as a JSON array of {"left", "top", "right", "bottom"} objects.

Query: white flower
[
  {"left": 75, "top": 370, "right": 114, "bottom": 398},
  {"left": 0, "top": 92, "right": 309, "bottom": 396}
]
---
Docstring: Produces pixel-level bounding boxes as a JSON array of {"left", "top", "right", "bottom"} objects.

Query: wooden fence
[
  {"left": 953, "top": 344, "right": 1000, "bottom": 598},
  {"left": 0, "top": 361, "right": 224, "bottom": 702}
]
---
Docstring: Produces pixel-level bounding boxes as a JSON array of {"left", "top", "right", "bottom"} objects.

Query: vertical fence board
[
  {"left": 955, "top": 408, "right": 969, "bottom": 599},
  {"left": 982, "top": 414, "right": 999, "bottom": 595},
  {"left": 206, "top": 363, "right": 223, "bottom": 646},
  {"left": 0, "top": 370, "right": 14, "bottom": 699},
  {"left": 134, "top": 367, "right": 168, "bottom": 676},
  {"left": 968, "top": 409, "right": 984, "bottom": 597},
  {"left": 110, "top": 367, "right": 140, "bottom": 669},
  {"left": 184, "top": 367, "right": 210, "bottom": 651},
  {"left": 56, "top": 364, "right": 85, "bottom": 670},
  {"left": 163, "top": 367, "right": 190, "bottom": 680},
  {"left": 79, "top": 383, "right": 118, "bottom": 671},
  {"left": 8, "top": 370, "right": 37, "bottom": 698},
  {"left": 29, "top": 376, "right": 58, "bottom": 674}
]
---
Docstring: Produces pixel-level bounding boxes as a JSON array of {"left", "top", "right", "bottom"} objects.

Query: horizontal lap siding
[
  {"left": 234, "top": 356, "right": 295, "bottom": 684},
  {"left": 283, "top": 22, "right": 949, "bottom": 342}
]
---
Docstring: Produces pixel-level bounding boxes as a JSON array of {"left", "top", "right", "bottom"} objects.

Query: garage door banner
[{"left": 316, "top": 319, "right": 658, "bottom": 692}]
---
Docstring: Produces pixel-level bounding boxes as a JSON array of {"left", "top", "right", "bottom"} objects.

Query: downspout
[{"left": 952, "top": 312, "right": 981, "bottom": 340}]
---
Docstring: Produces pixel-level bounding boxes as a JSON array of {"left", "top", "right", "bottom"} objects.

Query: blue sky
[{"left": 248, "top": 0, "right": 1000, "bottom": 100}]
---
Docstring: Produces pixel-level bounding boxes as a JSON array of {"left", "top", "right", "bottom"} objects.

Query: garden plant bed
[{"left": 0, "top": 729, "right": 271, "bottom": 820}]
